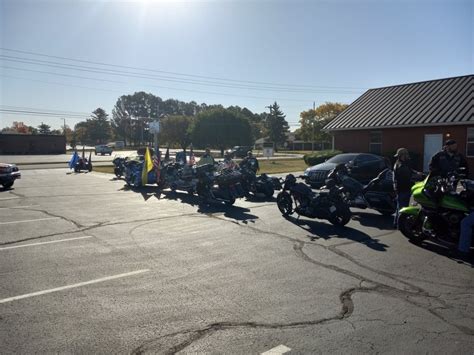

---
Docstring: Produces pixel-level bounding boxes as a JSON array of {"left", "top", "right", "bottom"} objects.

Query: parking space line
[
  {"left": 0, "top": 205, "right": 38, "bottom": 209},
  {"left": 261, "top": 345, "right": 291, "bottom": 355},
  {"left": 0, "top": 217, "right": 59, "bottom": 225},
  {"left": 0, "top": 269, "right": 150, "bottom": 304},
  {"left": 0, "top": 236, "right": 94, "bottom": 250}
]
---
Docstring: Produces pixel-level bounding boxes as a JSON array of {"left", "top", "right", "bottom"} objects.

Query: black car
[
  {"left": 226, "top": 146, "right": 253, "bottom": 158},
  {"left": 304, "top": 153, "right": 390, "bottom": 188},
  {"left": 0, "top": 163, "right": 21, "bottom": 188}
]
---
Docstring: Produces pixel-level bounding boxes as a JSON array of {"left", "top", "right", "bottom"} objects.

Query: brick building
[
  {"left": 0, "top": 134, "right": 66, "bottom": 154},
  {"left": 324, "top": 75, "right": 473, "bottom": 176}
]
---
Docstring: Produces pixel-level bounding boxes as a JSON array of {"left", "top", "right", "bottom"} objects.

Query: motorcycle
[
  {"left": 112, "top": 156, "right": 126, "bottom": 178},
  {"left": 398, "top": 172, "right": 474, "bottom": 248},
  {"left": 123, "top": 157, "right": 158, "bottom": 187},
  {"left": 277, "top": 174, "right": 351, "bottom": 226},
  {"left": 158, "top": 162, "right": 199, "bottom": 195},
  {"left": 196, "top": 164, "right": 246, "bottom": 205},
  {"left": 324, "top": 164, "right": 396, "bottom": 216},
  {"left": 74, "top": 157, "right": 92, "bottom": 173},
  {"left": 239, "top": 166, "right": 276, "bottom": 199}
]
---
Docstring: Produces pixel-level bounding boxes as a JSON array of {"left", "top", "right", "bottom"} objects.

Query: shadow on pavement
[
  {"left": 412, "top": 240, "right": 474, "bottom": 267},
  {"left": 288, "top": 215, "right": 389, "bottom": 252},
  {"left": 118, "top": 185, "right": 259, "bottom": 222},
  {"left": 351, "top": 211, "right": 394, "bottom": 230}
]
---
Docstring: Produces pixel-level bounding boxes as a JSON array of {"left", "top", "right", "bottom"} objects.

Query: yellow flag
[{"left": 141, "top": 147, "right": 154, "bottom": 185}]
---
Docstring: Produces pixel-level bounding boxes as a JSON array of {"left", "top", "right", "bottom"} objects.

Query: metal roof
[{"left": 324, "top": 75, "right": 474, "bottom": 131}]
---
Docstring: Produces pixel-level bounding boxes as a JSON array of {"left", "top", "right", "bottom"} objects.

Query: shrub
[{"left": 303, "top": 150, "right": 342, "bottom": 166}]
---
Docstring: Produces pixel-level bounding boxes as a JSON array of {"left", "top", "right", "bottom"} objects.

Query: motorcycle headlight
[{"left": 304, "top": 169, "right": 310, "bottom": 176}]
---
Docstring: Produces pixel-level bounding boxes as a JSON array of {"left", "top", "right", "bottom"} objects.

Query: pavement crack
[
  {"left": 130, "top": 285, "right": 378, "bottom": 354},
  {"left": 27, "top": 208, "right": 84, "bottom": 228}
]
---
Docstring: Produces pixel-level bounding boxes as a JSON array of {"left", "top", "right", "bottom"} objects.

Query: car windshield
[{"left": 326, "top": 154, "right": 358, "bottom": 164}]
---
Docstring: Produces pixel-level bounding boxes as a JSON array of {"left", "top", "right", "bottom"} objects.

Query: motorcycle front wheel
[
  {"left": 277, "top": 192, "right": 293, "bottom": 216},
  {"left": 398, "top": 213, "right": 426, "bottom": 243}
]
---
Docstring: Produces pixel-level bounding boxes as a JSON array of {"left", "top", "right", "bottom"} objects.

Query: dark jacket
[
  {"left": 429, "top": 150, "right": 468, "bottom": 177},
  {"left": 239, "top": 157, "right": 259, "bottom": 173},
  {"left": 393, "top": 161, "right": 414, "bottom": 193}
]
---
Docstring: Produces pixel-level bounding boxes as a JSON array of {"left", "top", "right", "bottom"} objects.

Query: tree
[
  {"left": 87, "top": 108, "right": 111, "bottom": 144},
  {"left": 227, "top": 106, "right": 264, "bottom": 140},
  {"left": 38, "top": 123, "right": 51, "bottom": 135},
  {"left": 264, "top": 102, "right": 289, "bottom": 149},
  {"left": 298, "top": 102, "right": 348, "bottom": 143},
  {"left": 190, "top": 108, "right": 253, "bottom": 154},
  {"left": 159, "top": 115, "right": 194, "bottom": 150},
  {"left": 74, "top": 122, "right": 89, "bottom": 145}
]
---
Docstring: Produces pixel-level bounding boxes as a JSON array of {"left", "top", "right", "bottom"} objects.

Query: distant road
[{"left": 1, "top": 149, "right": 303, "bottom": 169}]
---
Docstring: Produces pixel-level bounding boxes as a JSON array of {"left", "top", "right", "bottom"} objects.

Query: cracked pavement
[{"left": 0, "top": 168, "right": 473, "bottom": 354}]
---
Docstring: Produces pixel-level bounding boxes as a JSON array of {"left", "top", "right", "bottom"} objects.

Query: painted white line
[
  {"left": 0, "top": 217, "right": 59, "bottom": 225},
  {"left": 0, "top": 205, "right": 38, "bottom": 209},
  {"left": 0, "top": 236, "right": 94, "bottom": 250},
  {"left": 261, "top": 344, "right": 292, "bottom": 355},
  {"left": 0, "top": 269, "right": 150, "bottom": 304}
]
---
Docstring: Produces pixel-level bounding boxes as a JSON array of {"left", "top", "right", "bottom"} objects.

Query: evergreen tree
[
  {"left": 38, "top": 123, "right": 51, "bottom": 135},
  {"left": 264, "top": 102, "right": 289, "bottom": 149},
  {"left": 87, "top": 108, "right": 111, "bottom": 144}
]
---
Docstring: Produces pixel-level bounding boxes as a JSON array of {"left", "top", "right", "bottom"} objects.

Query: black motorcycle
[
  {"left": 159, "top": 162, "right": 198, "bottom": 195},
  {"left": 324, "top": 165, "right": 396, "bottom": 216},
  {"left": 277, "top": 174, "right": 351, "bottom": 226},
  {"left": 112, "top": 156, "right": 126, "bottom": 177},
  {"left": 196, "top": 164, "right": 246, "bottom": 205},
  {"left": 239, "top": 166, "right": 276, "bottom": 199},
  {"left": 74, "top": 157, "right": 92, "bottom": 173}
]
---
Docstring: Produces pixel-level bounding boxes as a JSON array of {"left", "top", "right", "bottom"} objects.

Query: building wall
[
  {"left": 0, "top": 134, "right": 66, "bottom": 154},
  {"left": 333, "top": 125, "right": 474, "bottom": 177}
]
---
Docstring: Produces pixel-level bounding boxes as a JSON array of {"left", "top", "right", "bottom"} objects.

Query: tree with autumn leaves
[{"left": 296, "top": 102, "right": 348, "bottom": 144}]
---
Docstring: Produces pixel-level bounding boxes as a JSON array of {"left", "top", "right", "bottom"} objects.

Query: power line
[
  {"left": 0, "top": 71, "right": 318, "bottom": 103},
  {"left": 0, "top": 109, "right": 88, "bottom": 119},
  {"left": 0, "top": 55, "right": 362, "bottom": 94},
  {"left": 0, "top": 105, "right": 90, "bottom": 116},
  {"left": 0, "top": 47, "right": 368, "bottom": 91}
]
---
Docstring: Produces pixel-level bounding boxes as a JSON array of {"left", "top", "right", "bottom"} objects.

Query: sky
[{"left": 0, "top": 0, "right": 472, "bottom": 131}]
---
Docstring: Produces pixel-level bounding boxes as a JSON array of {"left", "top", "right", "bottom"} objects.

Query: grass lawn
[{"left": 93, "top": 158, "right": 307, "bottom": 176}]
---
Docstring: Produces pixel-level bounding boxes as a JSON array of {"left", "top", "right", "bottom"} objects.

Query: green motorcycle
[{"left": 398, "top": 174, "right": 474, "bottom": 248}]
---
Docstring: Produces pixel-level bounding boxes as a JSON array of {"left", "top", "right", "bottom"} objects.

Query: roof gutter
[{"left": 323, "top": 120, "right": 474, "bottom": 132}]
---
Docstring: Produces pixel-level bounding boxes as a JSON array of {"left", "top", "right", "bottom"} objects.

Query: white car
[{"left": 95, "top": 145, "right": 113, "bottom": 155}]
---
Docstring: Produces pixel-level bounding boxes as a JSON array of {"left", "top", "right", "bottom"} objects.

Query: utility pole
[{"left": 312, "top": 101, "right": 315, "bottom": 152}]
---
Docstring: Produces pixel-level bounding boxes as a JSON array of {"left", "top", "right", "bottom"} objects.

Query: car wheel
[{"left": 2, "top": 182, "right": 14, "bottom": 189}]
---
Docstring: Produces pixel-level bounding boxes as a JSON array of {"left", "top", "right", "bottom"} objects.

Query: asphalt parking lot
[{"left": 0, "top": 169, "right": 473, "bottom": 354}]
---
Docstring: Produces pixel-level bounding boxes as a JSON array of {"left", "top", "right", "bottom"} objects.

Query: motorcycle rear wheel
[
  {"left": 328, "top": 205, "right": 351, "bottom": 226},
  {"left": 277, "top": 192, "right": 293, "bottom": 216},
  {"left": 398, "top": 213, "right": 425, "bottom": 243}
]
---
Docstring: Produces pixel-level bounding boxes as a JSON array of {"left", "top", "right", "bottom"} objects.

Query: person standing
[
  {"left": 239, "top": 151, "right": 260, "bottom": 173},
  {"left": 197, "top": 148, "right": 215, "bottom": 166},
  {"left": 393, "top": 148, "right": 420, "bottom": 228},
  {"left": 429, "top": 139, "right": 469, "bottom": 178}
]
